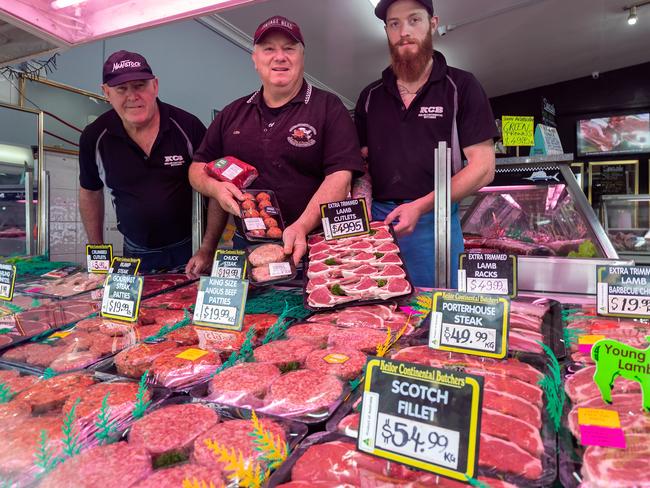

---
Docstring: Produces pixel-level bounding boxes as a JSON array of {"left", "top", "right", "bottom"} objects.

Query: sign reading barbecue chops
[
  {"left": 320, "top": 198, "right": 370, "bottom": 240},
  {"left": 597, "top": 265, "right": 650, "bottom": 318},
  {"left": 358, "top": 358, "right": 483, "bottom": 481},
  {"left": 86, "top": 244, "right": 113, "bottom": 274},
  {"left": 193, "top": 276, "right": 248, "bottom": 331},
  {"left": 101, "top": 273, "right": 143, "bottom": 322},
  {"left": 211, "top": 249, "right": 248, "bottom": 279},
  {"left": 429, "top": 291, "right": 510, "bottom": 359},
  {"left": 0, "top": 263, "right": 16, "bottom": 301},
  {"left": 458, "top": 253, "right": 517, "bottom": 298}
]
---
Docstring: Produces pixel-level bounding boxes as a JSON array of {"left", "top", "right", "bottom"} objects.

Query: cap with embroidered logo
[
  {"left": 374, "top": 0, "right": 434, "bottom": 21},
  {"left": 102, "top": 50, "right": 155, "bottom": 87},
  {"left": 253, "top": 16, "right": 305, "bottom": 46}
]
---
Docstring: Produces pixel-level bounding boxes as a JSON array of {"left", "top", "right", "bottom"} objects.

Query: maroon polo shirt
[
  {"left": 193, "top": 81, "right": 363, "bottom": 225},
  {"left": 355, "top": 51, "right": 498, "bottom": 201}
]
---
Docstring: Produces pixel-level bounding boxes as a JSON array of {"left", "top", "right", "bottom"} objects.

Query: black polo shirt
[
  {"left": 355, "top": 51, "right": 498, "bottom": 201},
  {"left": 193, "top": 81, "right": 363, "bottom": 225},
  {"left": 79, "top": 100, "right": 206, "bottom": 247}
]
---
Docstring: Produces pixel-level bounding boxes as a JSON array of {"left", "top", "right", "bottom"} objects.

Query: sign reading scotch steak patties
[
  {"left": 458, "top": 253, "right": 517, "bottom": 297},
  {"left": 597, "top": 265, "right": 650, "bottom": 318},
  {"left": 429, "top": 291, "right": 510, "bottom": 359},
  {"left": 320, "top": 198, "right": 370, "bottom": 240},
  {"left": 358, "top": 358, "right": 483, "bottom": 481},
  {"left": 211, "top": 249, "right": 247, "bottom": 279},
  {"left": 193, "top": 276, "right": 248, "bottom": 331},
  {"left": 101, "top": 273, "right": 143, "bottom": 322},
  {"left": 86, "top": 244, "right": 113, "bottom": 274},
  {"left": 0, "top": 263, "right": 16, "bottom": 301}
]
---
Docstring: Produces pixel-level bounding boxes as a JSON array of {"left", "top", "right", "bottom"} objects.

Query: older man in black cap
[
  {"left": 355, "top": 0, "right": 497, "bottom": 288},
  {"left": 190, "top": 16, "right": 363, "bottom": 264},
  {"left": 79, "top": 50, "right": 221, "bottom": 274}
]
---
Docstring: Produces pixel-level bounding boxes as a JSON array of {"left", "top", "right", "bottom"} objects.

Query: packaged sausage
[
  {"left": 204, "top": 156, "right": 258, "bottom": 188},
  {"left": 236, "top": 189, "right": 286, "bottom": 242}
]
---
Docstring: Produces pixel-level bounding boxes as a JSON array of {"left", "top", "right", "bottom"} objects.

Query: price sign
[
  {"left": 0, "top": 263, "right": 16, "bottom": 301},
  {"left": 193, "top": 276, "right": 248, "bottom": 331},
  {"left": 86, "top": 244, "right": 112, "bottom": 274},
  {"left": 211, "top": 249, "right": 248, "bottom": 279},
  {"left": 101, "top": 273, "right": 143, "bottom": 322},
  {"left": 320, "top": 199, "right": 370, "bottom": 240},
  {"left": 597, "top": 265, "right": 650, "bottom": 318},
  {"left": 458, "top": 253, "right": 517, "bottom": 298},
  {"left": 358, "top": 358, "right": 483, "bottom": 481},
  {"left": 429, "top": 291, "right": 510, "bottom": 359},
  {"left": 109, "top": 257, "right": 140, "bottom": 276}
]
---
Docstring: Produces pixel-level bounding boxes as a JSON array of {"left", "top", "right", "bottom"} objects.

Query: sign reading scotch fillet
[
  {"left": 596, "top": 265, "right": 650, "bottom": 318},
  {"left": 0, "top": 263, "right": 16, "bottom": 301},
  {"left": 211, "top": 249, "right": 248, "bottom": 279},
  {"left": 429, "top": 291, "right": 510, "bottom": 359},
  {"left": 320, "top": 198, "right": 370, "bottom": 240},
  {"left": 101, "top": 273, "right": 143, "bottom": 322},
  {"left": 358, "top": 358, "right": 483, "bottom": 481},
  {"left": 458, "top": 253, "right": 517, "bottom": 298},
  {"left": 86, "top": 244, "right": 113, "bottom": 274},
  {"left": 193, "top": 276, "right": 248, "bottom": 331}
]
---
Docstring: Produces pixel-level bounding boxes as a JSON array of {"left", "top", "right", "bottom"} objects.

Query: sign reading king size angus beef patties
[
  {"left": 109, "top": 257, "right": 140, "bottom": 276},
  {"left": 320, "top": 198, "right": 370, "bottom": 240},
  {"left": 0, "top": 263, "right": 16, "bottom": 301},
  {"left": 429, "top": 291, "right": 510, "bottom": 359},
  {"left": 193, "top": 276, "right": 248, "bottom": 331},
  {"left": 597, "top": 265, "right": 650, "bottom": 318},
  {"left": 101, "top": 273, "right": 144, "bottom": 322},
  {"left": 211, "top": 249, "right": 247, "bottom": 279},
  {"left": 458, "top": 253, "right": 517, "bottom": 298},
  {"left": 358, "top": 358, "right": 483, "bottom": 481},
  {"left": 86, "top": 244, "right": 113, "bottom": 274}
]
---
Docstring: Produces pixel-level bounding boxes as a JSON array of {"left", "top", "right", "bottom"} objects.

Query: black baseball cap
[
  {"left": 253, "top": 16, "right": 305, "bottom": 46},
  {"left": 102, "top": 50, "right": 155, "bottom": 87},
  {"left": 375, "top": 0, "right": 434, "bottom": 21}
]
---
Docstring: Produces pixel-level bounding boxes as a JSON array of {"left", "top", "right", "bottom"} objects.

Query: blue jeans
[
  {"left": 123, "top": 236, "right": 192, "bottom": 273},
  {"left": 372, "top": 201, "right": 463, "bottom": 289}
]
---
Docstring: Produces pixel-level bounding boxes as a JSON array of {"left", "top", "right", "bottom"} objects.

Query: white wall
[{"left": 49, "top": 19, "right": 261, "bottom": 125}]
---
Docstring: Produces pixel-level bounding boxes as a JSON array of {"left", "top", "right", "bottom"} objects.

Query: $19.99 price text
[
  {"left": 104, "top": 297, "right": 134, "bottom": 317},
  {"left": 199, "top": 304, "right": 237, "bottom": 326}
]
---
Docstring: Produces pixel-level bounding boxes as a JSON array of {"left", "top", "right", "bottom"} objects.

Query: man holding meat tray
[
  {"left": 190, "top": 16, "right": 364, "bottom": 264},
  {"left": 355, "top": 0, "right": 497, "bottom": 287}
]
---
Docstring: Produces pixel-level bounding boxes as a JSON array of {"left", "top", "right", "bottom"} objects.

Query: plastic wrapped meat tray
[
  {"left": 18, "top": 271, "right": 105, "bottom": 299},
  {"left": 141, "top": 282, "right": 198, "bottom": 310}
]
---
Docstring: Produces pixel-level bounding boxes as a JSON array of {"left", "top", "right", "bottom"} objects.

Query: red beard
[{"left": 388, "top": 28, "right": 433, "bottom": 82}]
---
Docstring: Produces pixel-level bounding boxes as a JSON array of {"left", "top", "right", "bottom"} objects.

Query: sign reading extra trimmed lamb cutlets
[{"left": 320, "top": 199, "right": 370, "bottom": 240}]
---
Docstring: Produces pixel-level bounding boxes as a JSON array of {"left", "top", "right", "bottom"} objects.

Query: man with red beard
[{"left": 355, "top": 0, "right": 497, "bottom": 288}]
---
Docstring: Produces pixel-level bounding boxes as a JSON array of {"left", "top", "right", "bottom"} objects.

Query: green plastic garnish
[
  {"left": 563, "top": 327, "right": 587, "bottom": 348},
  {"left": 94, "top": 393, "right": 118, "bottom": 445},
  {"left": 42, "top": 368, "right": 57, "bottom": 380},
  {"left": 245, "top": 289, "right": 310, "bottom": 319},
  {"left": 153, "top": 451, "right": 188, "bottom": 469},
  {"left": 62, "top": 398, "right": 82, "bottom": 458},
  {"left": 330, "top": 284, "right": 346, "bottom": 296},
  {"left": 465, "top": 475, "right": 491, "bottom": 488},
  {"left": 369, "top": 229, "right": 377, "bottom": 236},
  {"left": 536, "top": 341, "right": 565, "bottom": 432},
  {"left": 34, "top": 429, "right": 61, "bottom": 476},
  {"left": 568, "top": 240, "right": 598, "bottom": 258},
  {"left": 261, "top": 302, "right": 296, "bottom": 345},
  {"left": 348, "top": 376, "right": 363, "bottom": 392},
  {"left": 324, "top": 258, "right": 338, "bottom": 266},
  {"left": 376, "top": 279, "right": 387, "bottom": 288},
  {"left": 132, "top": 371, "right": 151, "bottom": 419},
  {"left": 374, "top": 253, "right": 385, "bottom": 259},
  {"left": 0, "top": 328, "right": 11, "bottom": 335},
  {"left": 279, "top": 362, "right": 301, "bottom": 373},
  {"left": 0, "top": 383, "right": 15, "bottom": 404}
]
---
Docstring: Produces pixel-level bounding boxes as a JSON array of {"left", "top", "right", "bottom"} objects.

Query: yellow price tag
[
  {"left": 578, "top": 335, "right": 606, "bottom": 345},
  {"left": 50, "top": 331, "right": 72, "bottom": 339},
  {"left": 324, "top": 353, "right": 350, "bottom": 364},
  {"left": 175, "top": 348, "right": 209, "bottom": 361},
  {"left": 578, "top": 408, "right": 621, "bottom": 428}
]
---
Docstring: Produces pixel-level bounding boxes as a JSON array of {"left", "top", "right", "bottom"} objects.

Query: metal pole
[
  {"left": 24, "top": 163, "right": 33, "bottom": 256},
  {"left": 192, "top": 191, "right": 204, "bottom": 253},
  {"left": 434, "top": 141, "right": 452, "bottom": 288}
]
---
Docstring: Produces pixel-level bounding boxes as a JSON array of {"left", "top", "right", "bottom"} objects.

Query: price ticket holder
[
  {"left": 596, "top": 265, "right": 650, "bottom": 319},
  {"left": 0, "top": 263, "right": 16, "bottom": 301},
  {"left": 429, "top": 291, "right": 510, "bottom": 359},
  {"left": 100, "top": 257, "right": 143, "bottom": 322},
  {"left": 193, "top": 276, "right": 248, "bottom": 331},
  {"left": 211, "top": 249, "right": 248, "bottom": 279},
  {"left": 358, "top": 358, "right": 483, "bottom": 481},
  {"left": 86, "top": 244, "right": 113, "bottom": 274},
  {"left": 458, "top": 253, "right": 517, "bottom": 298},
  {"left": 320, "top": 199, "right": 370, "bottom": 241}
]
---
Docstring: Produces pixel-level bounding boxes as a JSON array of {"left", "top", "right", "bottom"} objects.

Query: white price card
[{"left": 193, "top": 276, "right": 248, "bottom": 331}]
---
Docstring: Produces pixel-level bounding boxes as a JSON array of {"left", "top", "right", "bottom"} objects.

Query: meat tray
[{"left": 234, "top": 189, "right": 286, "bottom": 242}]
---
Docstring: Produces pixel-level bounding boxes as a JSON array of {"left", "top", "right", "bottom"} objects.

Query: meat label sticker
[
  {"left": 86, "top": 244, "right": 113, "bottom": 274},
  {"left": 244, "top": 217, "right": 266, "bottom": 231},
  {"left": 268, "top": 262, "right": 292, "bottom": 277},
  {"left": 596, "top": 265, "right": 650, "bottom": 318},
  {"left": 175, "top": 348, "right": 209, "bottom": 361},
  {"left": 578, "top": 408, "right": 621, "bottom": 428},
  {"left": 324, "top": 353, "right": 350, "bottom": 364},
  {"left": 578, "top": 334, "right": 606, "bottom": 355},
  {"left": 108, "top": 257, "right": 140, "bottom": 276},
  {"left": 320, "top": 199, "right": 370, "bottom": 240},
  {"left": 100, "top": 274, "right": 143, "bottom": 322},
  {"left": 358, "top": 358, "right": 483, "bottom": 481},
  {"left": 193, "top": 276, "right": 248, "bottom": 331},
  {"left": 0, "top": 263, "right": 16, "bottom": 301},
  {"left": 579, "top": 425, "right": 626, "bottom": 449},
  {"left": 429, "top": 291, "right": 510, "bottom": 359},
  {"left": 458, "top": 253, "right": 517, "bottom": 298},
  {"left": 211, "top": 249, "right": 247, "bottom": 279}
]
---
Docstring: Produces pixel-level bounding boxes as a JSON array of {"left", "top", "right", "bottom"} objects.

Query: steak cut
[
  {"left": 565, "top": 364, "right": 640, "bottom": 404},
  {"left": 568, "top": 393, "right": 649, "bottom": 438},
  {"left": 481, "top": 408, "right": 544, "bottom": 456},
  {"left": 262, "top": 369, "right": 343, "bottom": 416},
  {"left": 479, "top": 433, "right": 543, "bottom": 480}
]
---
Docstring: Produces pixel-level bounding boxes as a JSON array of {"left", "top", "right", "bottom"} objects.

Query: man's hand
[
  {"left": 214, "top": 182, "right": 244, "bottom": 216},
  {"left": 185, "top": 247, "right": 213, "bottom": 278},
  {"left": 282, "top": 221, "right": 308, "bottom": 266},
  {"left": 384, "top": 200, "right": 426, "bottom": 236}
]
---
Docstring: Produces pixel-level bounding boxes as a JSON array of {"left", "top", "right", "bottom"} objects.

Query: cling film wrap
[
  {"left": 236, "top": 189, "right": 286, "bottom": 243},
  {"left": 204, "top": 156, "right": 259, "bottom": 189},
  {"left": 147, "top": 347, "right": 223, "bottom": 391},
  {"left": 559, "top": 361, "right": 649, "bottom": 488},
  {"left": 142, "top": 282, "right": 199, "bottom": 310},
  {"left": 17, "top": 271, "right": 105, "bottom": 299}
]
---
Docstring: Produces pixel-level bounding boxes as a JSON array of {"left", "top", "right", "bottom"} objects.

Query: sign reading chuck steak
[
  {"left": 39, "top": 442, "right": 152, "bottom": 488},
  {"left": 193, "top": 418, "right": 286, "bottom": 470},
  {"left": 208, "top": 362, "right": 282, "bottom": 407},
  {"left": 305, "top": 347, "right": 367, "bottom": 380},
  {"left": 252, "top": 339, "right": 317, "bottom": 369},
  {"left": 262, "top": 369, "right": 343, "bottom": 416},
  {"left": 132, "top": 463, "right": 225, "bottom": 488},
  {"left": 16, "top": 372, "right": 96, "bottom": 414},
  {"left": 328, "top": 327, "right": 387, "bottom": 353},
  {"left": 150, "top": 347, "right": 221, "bottom": 389},
  {"left": 115, "top": 341, "right": 181, "bottom": 378},
  {"left": 129, "top": 403, "right": 220, "bottom": 460}
]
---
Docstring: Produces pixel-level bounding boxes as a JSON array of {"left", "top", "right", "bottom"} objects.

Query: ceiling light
[
  {"left": 50, "top": 0, "right": 86, "bottom": 10},
  {"left": 367, "top": 0, "right": 380, "bottom": 7},
  {"left": 628, "top": 6, "right": 638, "bottom": 24}
]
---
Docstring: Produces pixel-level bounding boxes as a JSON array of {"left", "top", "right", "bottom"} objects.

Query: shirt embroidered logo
[
  {"left": 163, "top": 155, "right": 185, "bottom": 167},
  {"left": 418, "top": 106, "right": 444, "bottom": 120},
  {"left": 287, "top": 123, "right": 317, "bottom": 147}
]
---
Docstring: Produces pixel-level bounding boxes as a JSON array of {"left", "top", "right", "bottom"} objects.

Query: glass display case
[{"left": 601, "top": 194, "right": 650, "bottom": 264}]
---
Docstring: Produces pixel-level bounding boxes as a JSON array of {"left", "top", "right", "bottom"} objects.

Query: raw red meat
[
  {"left": 142, "top": 283, "right": 198, "bottom": 309},
  {"left": 510, "top": 300, "right": 549, "bottom": 318},
  {"left": 208, "top": 362, "right": 282, "bottom": 407},
  {"left": 75, "top": 316, "right": 104, "bottom": 332},
  {"left": 484, "top": 388, "right": 542, "bottom": 428},
  {"left": 375, "top": 242, "right": 399, "bottom": 253},
  {"left": 307, "top": 286, "right": 349, "bottom": 307},
  {"left": 195, "top": 328, "right": 247, "bottom": 354},
  {"left": 510, "top": 312, "right": 543, "bottom": 331},
  {"left": 129, "top": 403, "right": 220, "bottom": 458},
  {"left": 142, "top": 274, "right": 192, "bottom": 297},
  {"left": 479, "top": 433, "right": 543, "bottom": 479},
  {"left": 328, "top": 327, "right": 387, "bottom": 353},
  {"left": 262, "top": 369, "right": 343, "bottom": 416},
  {"left": 150, "top": 347, "right": 221, "bottom": 389},
  {"left": 49, "top": 350, "right": 101, "bottom": 371},
  {"left": 482, "top": 408, "right": 543, "bottom": 456},
  {"left": 0, "top": 398, "right": 31, "bottom": 423},
  {"left": 252, "top": 338, "right": 317, "bottom": 368},
  {"left": 26, "top": 272, "right": 104, "bottom": 298},
  {"left": 0, "top": 415, "right": 64, "bottom": 475},
  {"left": 204, "top": 156, "right": 258, "bottom": 188},
  {"left": 376, "top": 253, "right": 403, "bottom": 265},
  {"left": 16, "top": 372, "right": 96, "bottom": 413},
  {"left": 332, "top": 310, "right": 384, "bottom": 329},
  {"left": 304, "top": 347, "right": 367, "bottom": 380},
  {"left": 114, "top": 341, "right": 180, "bottom": 378},
  {"left": 377, "top": 277, "right": 412, "bottom": 298},
  {"left": 565, "top": 365, "right": 641, "bottom": 404},
  {"left": 166, "top": 325, "right": 199, "bottom": 345},
  {"left": 568, "top": 393, "right": 649, "bottom": 438},
  {"left": 374, "top": 264, "right": 406, "bottom": 278},
  {"left": 40, "top": 442, "right": 152, "bottom": 488},
  {"left": 132, "top": 463, "right": 225, "bottom": 488},
  {"left": 286, "top": 322, "right": 338, "bottom": 346},
  {"left": 0, "top": 372, "right": 38, "bottom": 394},
  {"left": 509, "top": 328, "right": 544, "bottom": 353},
  {"left": 341, "top": 264, "right": 377, "bottom": 278}
]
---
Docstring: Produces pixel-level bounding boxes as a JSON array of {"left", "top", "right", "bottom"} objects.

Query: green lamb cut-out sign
[{"left": 591, "top": 337, "right": 650, "bottom": 411}]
